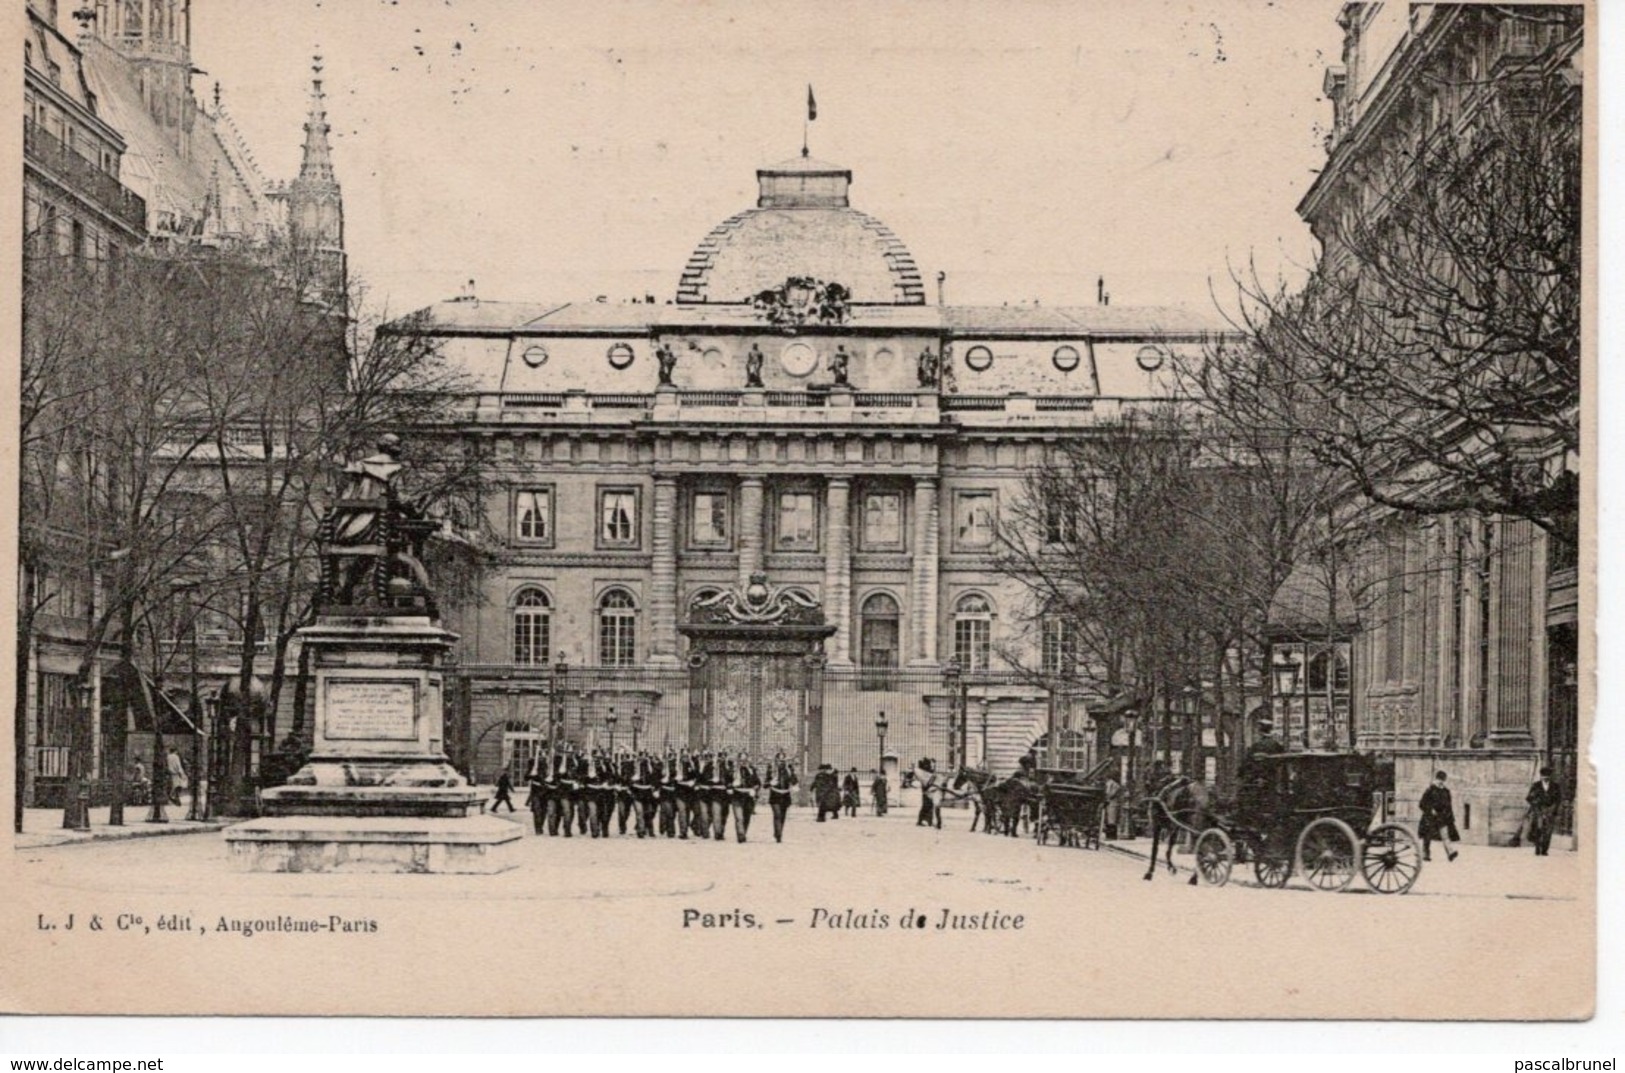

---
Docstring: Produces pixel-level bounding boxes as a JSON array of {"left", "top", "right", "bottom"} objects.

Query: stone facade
[{"left": 400, "top": 154, "right": 1219, "bottom": 783}]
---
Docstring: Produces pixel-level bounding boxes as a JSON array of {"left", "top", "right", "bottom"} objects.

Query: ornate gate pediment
[{"left": 679, "top": 575, "right": 835, "bottom": 781}]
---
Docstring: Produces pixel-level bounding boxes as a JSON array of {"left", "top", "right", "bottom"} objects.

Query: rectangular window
[
  {"left": 954, "top": 491, "right": 997, "bottom": 550},
  {"left": 776, "top": 491, "right": 818, "bottom": 551},
  {"left": 690, "top": 490, "right": 730, "bottom": 548},
  {"left": 954, "top": 618, "right": 991, "bottom": 673},
  {"left": 1044, "top": 500, "right": 1077, "bottom": 545},
  {"left": 862, "top": 492, "right": 903, "bottom": 550},
  {"left": 1041, "top": 618, "right": 1076, "bottom": 677},
  {"left": 599, "top": 612, "right": 637, "bottom": 667},
  {"left": 598, "top": 487, "right": 640, "bottom": 548},
  {"left": 513, "top": 488, "right": 553, "bottom": 544},
  {"left": 860, "top": 617, "right": 900, "bottom": 692}
]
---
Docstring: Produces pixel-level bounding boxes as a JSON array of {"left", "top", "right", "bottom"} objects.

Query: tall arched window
[
  {"left": 859, "top": 592, "right": 900, "bottom": 691},
  {"left": 598, "top": 588, "right": 638, "bottom": 667},
  {"left": 953, "top": 594, "right": 994, "bottom": 673},
  {"left": 512, "top": 588, "right": 552, "bottom": 666}
]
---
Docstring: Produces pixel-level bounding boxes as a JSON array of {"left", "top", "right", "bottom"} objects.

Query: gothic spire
[{"left": 297, "top": 54, "right": 338, "bottom": 188}]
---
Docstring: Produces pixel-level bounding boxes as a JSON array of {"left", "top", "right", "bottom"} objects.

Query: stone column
[
  {"left": 824, "top": 478, "right": 852, "bottom": 665},
  {"left": 650, "top": 475, "right": 680, "bottom": 665},
  {"left": 739, "top": 477, "right": 765, "bottom": 588},
  {"left": 1490, "top": 518, "right": 1538, "bottom": 746},
  {"left": 910, "top": 478, "right": 940, "bottom": 665}
]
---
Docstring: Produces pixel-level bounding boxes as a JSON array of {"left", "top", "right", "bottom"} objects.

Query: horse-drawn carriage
[
  {"left": 1186, "top": 751, "right": 1422, "bottom": 894},
  {"left": 1032, "top": 763, "right": 1116, "bottom": 849}
]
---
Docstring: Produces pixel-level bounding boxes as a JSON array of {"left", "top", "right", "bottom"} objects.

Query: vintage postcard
[{"left": 2, "top": 0, "right": 1595, "bottom": 1019}]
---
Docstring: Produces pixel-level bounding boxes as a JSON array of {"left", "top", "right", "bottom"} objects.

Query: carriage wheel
[
  {"left": 1194, "top": 829, "right": 1234, "bottom": 887},
  {"left": 1296, "top": 817, "right": 1358, "bottom": 892},
  {"left": 1253, "top": 854, "right": 1292, "bottom": 888},
  {"left": 1361, "top": 823, "right": 1423, "bottom": 895}
]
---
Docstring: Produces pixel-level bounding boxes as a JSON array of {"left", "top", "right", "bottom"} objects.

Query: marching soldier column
[{"left": 526, "top": 747, "right": 787, "bottom": 844}]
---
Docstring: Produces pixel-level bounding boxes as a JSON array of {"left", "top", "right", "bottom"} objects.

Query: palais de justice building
[{"left": 407, "top": 155, "right": 1216, "bottom": 785}]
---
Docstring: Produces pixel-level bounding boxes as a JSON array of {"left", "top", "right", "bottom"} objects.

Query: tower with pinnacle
[{"left": 286, "top": 55, "right": 347, "bottom": 309}]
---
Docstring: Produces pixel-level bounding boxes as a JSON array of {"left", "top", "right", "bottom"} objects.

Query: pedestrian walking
[
  {"left": 491, "top": 770, "right": 516, "bottom": 813},
  {"left": 842, "top": 768, "right": 860, "bottom": 817},
  {"left": 1102, "top": 774, "right": 1122, "bottom": 840},
  {"left": 1526, "top": 766, "right": 1564, "bottom": 856},
  {"left": 165, "top": 746, "right": 187, "bottom": 806},
  {"left": 1417, "top": 770, "right": 1459, "bottom": 862},
  {"left": 870, "top": 768, "right": 888, "bottom": 816},
  {"left": 813, "top": 763, "right": 841, "bottom": 822},
  {"left": 916, "top": 758, "right": 941, "bottom": 828}
]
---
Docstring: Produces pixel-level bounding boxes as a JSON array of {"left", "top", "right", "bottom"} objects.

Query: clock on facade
[
  {"left": 1135, "top": 345, "right": 1165, "bottom": 372},
  {"left": 964, "top": 345, "right": 994, "bottom": 372},
  {"left": 607, "top": 342, "right": 635, "bottom": 370},
  {"left": 780, "top": 341, "right": 818, "bottom": 378},
  {"left": 522, "top": 344, "right": 549, "bottom": 368},
  {"left": 1052, "top": 344, "right": 1081, "bottom": 373}
]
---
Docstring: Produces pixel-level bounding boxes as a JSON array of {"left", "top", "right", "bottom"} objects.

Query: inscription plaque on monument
[{"left": 324, "top": 679, "right": 419, "bottom": 740}]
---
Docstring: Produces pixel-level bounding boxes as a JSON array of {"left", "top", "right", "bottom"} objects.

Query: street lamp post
[
  {"left": 631, "top": 707, "right": 644, "bottom": 754},
  {"left": 606, "top": 708, "right": 618, "bottom": 753},
  {"left": 1271, "top": 648, "right": 1303, "bottom": 750},
  {"left": 62, "top": 680, "right": 95, "bottom": 831},
  {"left": 943, "top": 659, "right": 961, "bottom": 771},
  {"left": 875, "top": 711, "right": 888, "bottom": 771}
]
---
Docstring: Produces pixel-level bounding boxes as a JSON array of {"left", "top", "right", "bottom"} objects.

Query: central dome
[{"left": 676, "top": 155, "right": 926, "bottom": 305}]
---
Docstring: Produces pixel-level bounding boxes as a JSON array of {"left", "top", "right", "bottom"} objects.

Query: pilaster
[
  {"left": 824, "top": 478, "right": 852, "bottom": 665},
  {"left": 650, "top": 475, "right": 680, "bottom": 665},
  {"left": 910, "top": 478, "right": 940, "bottom": 665},
  {"left": 739, "top": 477, "right": 765, "bottom": 587}
]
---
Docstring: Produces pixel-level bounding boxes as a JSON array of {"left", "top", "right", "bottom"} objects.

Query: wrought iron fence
[{"left": 450, "top": 663, "right": 1054, "bottom": 784}]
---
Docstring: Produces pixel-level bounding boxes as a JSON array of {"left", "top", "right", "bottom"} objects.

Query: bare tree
[{"left": 1224, "top": 19, "right": 1580, "bottom": 548}]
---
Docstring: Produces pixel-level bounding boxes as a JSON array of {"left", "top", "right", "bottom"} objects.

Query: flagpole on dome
[{"left": 803, "top": 84, "right": 816, "bottom": 158}]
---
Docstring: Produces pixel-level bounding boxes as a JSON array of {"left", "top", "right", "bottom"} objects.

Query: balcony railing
[
  {"left": 484, "top": 390, "right": 1146, "bottom": 420},
  {"left": 23, "top": 118, "right": 146, "bottom": 235}
]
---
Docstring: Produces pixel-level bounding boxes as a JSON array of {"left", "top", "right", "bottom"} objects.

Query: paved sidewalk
[
  {"left": 1099, "top": 833, "right": 1582, "bottom": 900},
  {"left": 15, "top": 800, "right": 229, "bottom": 850}
]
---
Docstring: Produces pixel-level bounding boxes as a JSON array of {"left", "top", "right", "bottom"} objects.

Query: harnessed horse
[
  {"left": 1141, "top": 773, "right": 1214, "bottom": 885},
  {"left": 948, "top": 767, "right": 997, "bottom": 832}
]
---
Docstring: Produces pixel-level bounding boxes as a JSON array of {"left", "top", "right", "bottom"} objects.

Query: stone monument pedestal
[{"left": 225, "top": 615, "right": 520, "bottom": 874}]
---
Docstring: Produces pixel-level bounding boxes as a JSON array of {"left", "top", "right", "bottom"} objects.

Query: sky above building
[{"left": 189, "top": 0, "right": 1346, "bottom": 318}]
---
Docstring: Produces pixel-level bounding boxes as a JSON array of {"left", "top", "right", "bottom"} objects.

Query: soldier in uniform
[
  {"left": 730, "top": 751, "right": 761, "bottom": 843},
  {"left": 680, "top": 748, "right": 706, "bottom": 839},
  {"left": 631, "top": 749, "right": 659, "bottom": 838},
  {"left": 870, "top": 768, "right": 889, "bottom": 816},
  {"left": 659, "top": 747, "right": 686, "bottom": 838},
  {"left": 550, "top": 745, "right": 578, "bottom": 837},
  {"left": 705, "top": 750, "right": 733, "bottom": 842},
  {"left": 766, "top": 751, "right": 798, "bottom": 843},
  {"left": 526, "top": 755, "right": 549, "bottom": 835},
  {"left": 587, "top": 748, "right": 615, "bottom": 838},
  {"left": 614, "top": 748, "right": 637, "bottom": 836}
]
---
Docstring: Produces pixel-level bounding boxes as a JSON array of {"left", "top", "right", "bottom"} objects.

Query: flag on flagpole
[{"left": 807, "top": 84, "right": 817, "bottom": 122}]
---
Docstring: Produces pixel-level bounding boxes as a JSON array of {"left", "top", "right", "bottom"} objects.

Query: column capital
[
  {"left": 652, "top": 472, "right": 680, "bottom": 486},
  {"left": 826, "top": 475, "right": 851, "bottom": 488}
]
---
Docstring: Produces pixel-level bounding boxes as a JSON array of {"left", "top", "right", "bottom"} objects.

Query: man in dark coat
[
  {"left": 491, "top": 770, "right": 517, "bottom": 814},
  {"left": 1526, "top": 766, "right": 1564, "bottom": 856},
  {"left": 842, "top": 768, "right": 861, "bottom": 817},
  {"left": 812, "top": 764, "right": 841, "bottom": 822},
  {"left": 1417, "top": 770, "right": 1459, "bottom": 862},
  {"left": 870, "top": 769, "right": 888, "bottom": 816}
]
